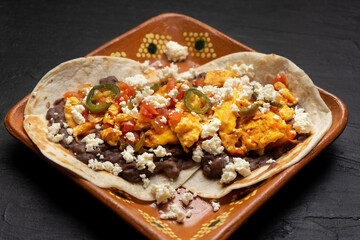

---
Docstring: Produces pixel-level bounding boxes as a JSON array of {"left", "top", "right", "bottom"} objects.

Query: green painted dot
[
  {"left": 147, "top": 43, "right": 157, "bottom": 54},
  {"left": 194, "top": 38, "right": 206, "bottom": 51}
]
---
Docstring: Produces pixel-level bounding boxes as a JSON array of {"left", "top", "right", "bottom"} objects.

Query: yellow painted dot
[
  {"left": 162, "top": 45, "right": 166, "bottom": 50},
  {"left": 185, "top": 37, "right": 189, "bottom": 41},
  {"left": 136, "top": 53, "right": 141, "bottom": 58},
  {"left": 143, "top": 38, "right": 147, "bottom": 42},
  {"left": 147, "top": 53, "right": 151, "bottom": 58},
  {"left": 166, "top": 35, "right": 171, "bottom": 40},
  {"left": 189, "top": 32, "right": 193, "bottom": 37},
  {"left": 189, "top": 46, "right": 193, "bottom": 51},
  {"left": 206, "top": 37, "right": 211, "bottom": 42},
  {"left": 145, "top": 33, "right": 150, "bottom": 38},
  {"left": 210, "top": 48, "right": 214, "bottom": 53},
  {"left": 139, "top": 48, "right": 143, "bottom": 53},
  {"left": 183, "top": 32, "right": 187, "bottom": 37},
  {"left": 149, "top": 33, "right": 154, "bottom": 38},
  {"left": 161, "top": 35, "right": 165, "bottom": 39},
  {"left": 205, "top": 47, "right": 209, "bottom": 53},
  {"left": 153, "top": 39, "right": 157, "bottom": 44},
  {"left": 141, "top": 43, "right": 145, "bottom": 48},
  {"left": 208, "top": 42, "right": 213, "bottom": 47},
  {"left": 200, "top": 32, "right": 203, "bottom": 36},
  {"left": 212, "top": 53, "right": 217, "bottom": 58},
  {"left": 194, "top": 32, "right": 198, "bottom": 37},
  {"left": 196, "top": 52, "right": 200, "bottom": 57},
  {"left": 187, "top": 42, "right": 191, "bottom": 46},
  {"left": 190, "top": 37, "right": 194, "bottom": 42},
  {"left": 121, "top": 52, "right": 126, "bottom": 57},
  {"left": 159, "top": 49, "right": 163, "bottom": 54},
  {"left": 204, "top": 32, "right": 209, "bottom": 37},
  {"left": 159, "top": 40, "right": 163, "bottom": 44},
  {"left": 191, "top": 53, "right": 195, "bottom": 56},
  {"left": 201, "top": 52, "right": 205, "bottom": 58},
  {"left": 207, "top": 53, "right": 211, "bottom": 58},
  {"left": 155, "top": 34, "right": 159, "bottom": 39},
  {"left": 142, "top": 53, "right": 145, "bottom": 58}
]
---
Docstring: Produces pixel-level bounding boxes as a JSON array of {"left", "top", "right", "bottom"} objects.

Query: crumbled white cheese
[
  {"left": 201, "top": 135, "right": 224, "bottom": 155},
  {"left": 293, "top": 107, "right": 312, "bottom": 134},
  {"left": 152, "top": 145, "right": 170, "bottom": 158},
  {"left": 220, "top": 157, "right": 251, "bottom": 184},
  {"left": 201, "top": 118, "right": 222, "bottom": 139},
  {"left": 47, "top": 123, "right": 64, "bottom": 143},
  {"left": 231, "top": 103, "right": 240, "bottom": 112},
  {"left": 233, "top": 157, "right": 251, "bottom": 177},
  {"left": 80, "top": 133, "right": 104, "bottom": 152},
  {"left": 123, "top": 74, "right": 149, "bottom": 88},
  {"left": 136, "top": 152, "right": 155, "bottom": 172},
  {"left": 71, "top": 104, "right": 86, "bottom": 125},
  {"left": 157, "top": 63, "right": 179, "bottom": 81},
  {"left": 143, "top": 94, "right": 170, "bottom": 108},
  {"left": 181, "top": 192, "right": 194, "bottom": 206},
  {"left": 125, "top": 132, "right": 136, "bottom": 142},
  {"left": 178, "top": 68, "right": 197, "bottom": 82},
  {"left": 131, "top": 86, "right": 154, "bottom": 107},
  {"left": 266, "top": 159, "right": 276, "bottom": 164},
  {"left": 140, "top": 174, "right": 150, "bottom": 188},
  {"left": 192, "top": 145, "right": 204, "bottom": 163},
  {"left": 259, "top": 102, "right": 271, "bottom": 114},
  {"left": 151, "top": 184, "right": 176, "bottom": 204},
  {"left": 140, "top": 60, "right": 155, "bottom": 73},
  {"left": 164, "top": 41, "right": 188, "bottom": 62},
  {"left": 65, "top": 136, "right": 73, "bottom": 144},
  {"left": 223, "top": 75, "right": 250, "bottom": 88},
  {"left": 167, "top": 87, "right": 179, "bottom": 102},
  {"left": 230, "top": 63, "right": 255, "bottom": 78},
  {"left": 121, "top": 145, "right": 135, "bottom": 163},
  {"left": 210, "top": 200, "right": 220, "bottom": 212},
  {"left": 88, "top": 159, "right": 122, "bottom": 176}
]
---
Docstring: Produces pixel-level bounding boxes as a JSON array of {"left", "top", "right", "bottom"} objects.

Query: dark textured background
[{"left": 1, "top": 0, "right": 359, "bottom": 239}]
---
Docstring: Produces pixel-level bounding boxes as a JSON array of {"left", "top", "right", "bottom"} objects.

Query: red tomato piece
[
  {"left": 121, "top": 120, "right": 136, "bottom": 134},
  {"left": 166, "top": 79, "right": 177, "bottom": 93},
  {"left": 273, "top": 73, "right": 289, "bottom": 86}
]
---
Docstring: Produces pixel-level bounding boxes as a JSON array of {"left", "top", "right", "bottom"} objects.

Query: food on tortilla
[
  {"left": 23, "top": 52, "right": 332, "bottom": 202},
  {"left": 182, "top": 52, "right": 332, "bottom": 198},
  {"left": 23, "top": 56, "right": 199, "bottom": 201}
]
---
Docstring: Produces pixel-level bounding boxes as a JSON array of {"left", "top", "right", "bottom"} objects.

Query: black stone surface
[{"left": 1, "top": 0, "right": 359, "bottom": 239}]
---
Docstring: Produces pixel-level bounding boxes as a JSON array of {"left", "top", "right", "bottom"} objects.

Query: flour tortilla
[
  {"left": 23, "top": 56, "right": 199, "bottom": 201},
  {"left": 182, "top": 52, "right": 332, "bottom": 199}
]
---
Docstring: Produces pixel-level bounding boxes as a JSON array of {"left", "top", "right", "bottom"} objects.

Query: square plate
[{"left": 5, "top": 13, "right": 348, "bottom": 240}]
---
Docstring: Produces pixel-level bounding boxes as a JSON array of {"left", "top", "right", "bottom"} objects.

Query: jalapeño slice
[
  {"left": 238, "top": 102, "right": 261, "bottom": 115},
  {"left": 86, "top": 84, "right": 120, "bottom": 113},
  {"left": 184, "top": 88, "right": 211, "bottom": 114}
]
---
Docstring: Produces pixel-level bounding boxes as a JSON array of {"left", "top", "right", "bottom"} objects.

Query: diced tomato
[
  {"left": 63, "top": 91, "right": 83, "bottom": 100},
  {"left": 152, "top": 115, "right": 168, "bottom": 133},
  {"left": 121, "top": 120, "right": 136, "bottom": 134},
  {"left": 166, "top": 79, "right": 177, "bottom": 93},
  {"left": 81, "top": 108, "right": 89, "bottom": 118},
  {"left": 115, "top": 82, "right": 137, "bottom": 103},
  {"left": 167, "top": 111, "right": 182, "bottom": 127},
  {"left": 193, "top": 75, "right": 205, "bottom": 87},
  {"left": 176, "top": 86, "right": 187, "bottom": 101},
  {"left": 273, "top": 73, "right": 289, "bottom": 86},
  {"left": 139, "top": 102, "right": 158, "bottom": 119}
]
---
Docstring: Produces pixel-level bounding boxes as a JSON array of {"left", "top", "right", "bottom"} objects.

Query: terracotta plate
[{"left": 5, "top": 13, "right": 348, "bottom": 240}]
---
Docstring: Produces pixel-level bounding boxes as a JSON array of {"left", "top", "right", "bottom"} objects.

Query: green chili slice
[
  {"left": 134, "top": 132, "right": 145, "bottom": 152},
  {"left": 268, "top": 100, "right": 283, "bottom": 108},
  {"left": 86, "top": 84, "right": 120, "bottom": 113},
  {"left": 184, "top": 88, "right": 211, "bottom": 114},
  {"left": 238, "top": 102, "right": 261, "bottom": 115}
]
